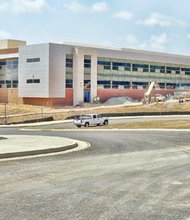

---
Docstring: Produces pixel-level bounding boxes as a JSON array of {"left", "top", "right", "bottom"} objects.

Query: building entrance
[{"left": 84, "top": 90, "right": 90, "bottom": 103}]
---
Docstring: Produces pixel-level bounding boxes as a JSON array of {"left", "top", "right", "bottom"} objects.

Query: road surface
[{"left": 0, "top": 126, "right": 190, "bottom": 220}]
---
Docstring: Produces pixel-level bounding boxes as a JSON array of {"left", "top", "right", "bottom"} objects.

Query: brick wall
[
  {"left": 23, "top": 89, "right": 73, "bottom": 107},
  {"left": 97, "top": 89, "right": 175, "bottom": 103}
]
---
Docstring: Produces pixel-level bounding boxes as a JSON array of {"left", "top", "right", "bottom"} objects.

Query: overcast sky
[{"left": 0, "top": 0, "right": 190, "bottom": 54}]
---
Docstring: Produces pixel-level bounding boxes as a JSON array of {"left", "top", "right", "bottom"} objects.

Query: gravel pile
[{"left": 105, "top": 96, "right": 139, "bottom": 105}]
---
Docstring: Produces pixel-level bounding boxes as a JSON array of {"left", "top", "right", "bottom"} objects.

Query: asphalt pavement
[{"left": 0, "top": 127, "right": 190, "bottom": 220}]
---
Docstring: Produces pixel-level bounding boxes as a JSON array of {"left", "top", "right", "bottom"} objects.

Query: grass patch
[
  {"left": 103, "top": 120, "right": 190, "bottom": 129},
  {"left": 0, "top": 102, "right": 190, "bottom": 125}
]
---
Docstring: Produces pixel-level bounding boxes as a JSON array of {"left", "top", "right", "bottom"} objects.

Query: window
[
  {"left": 132, "top": 64, "right": 149, "bottom": 72},
  {"left": 34, "top": 79, "right": 40, "bottom": 83},
  {"left": 150, "top": 65, "right": 165, "bottom": 73},
  {"left": 27, "top": 58, "right": 40, "bottom": 63},
  {"left": 181, "top": 68, "right": 190, "bottom": 75},
  {"left": 26, "top": 79, "right": 33, "bottom": 84},
  {"left": 104, "top": 66, "right": 111, "bottom": 70},
  {"left": 98, "top": 61, "right": 111, "bottom": 66},
  {"left": 97, "top": 80, "right": 111, "bottom": 88},
  {"left": 166, "top": 67, "right": 180, "bottom": 74},
  {"left": 66, "top": 58, "right": 73, "bottom": 68},
  {"left": 113, "top": 66, "right": 119, "bottom": 71},
  {"left": 84, "top": 59, "right": 91, "bottom": 68},
  {"left": 66, "top": 79, "right": 73, "bottom": 88},
  {"left": 26, "top": 79, "right": 40, "bottom": 84}
]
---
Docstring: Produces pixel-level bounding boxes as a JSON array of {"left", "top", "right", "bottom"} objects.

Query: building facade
[
  {"left": 0, "top": 39, "right": 26, "bottom": 103},
  {"left": 1, "top": 39, "right": 190, "bottom": 106}
]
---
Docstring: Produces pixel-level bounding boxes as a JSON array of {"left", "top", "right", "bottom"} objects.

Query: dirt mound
[{"left": 105, "top": 96, "right": 139, "bottom": 105}]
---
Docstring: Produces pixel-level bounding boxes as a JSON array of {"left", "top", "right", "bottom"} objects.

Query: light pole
[{"left": 3, "top": 84, "right": 7, "bottom": 125}]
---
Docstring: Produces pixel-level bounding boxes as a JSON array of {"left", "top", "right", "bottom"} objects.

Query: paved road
[{"left": 0, "top": 128, "right": 190, "bottom": 220}]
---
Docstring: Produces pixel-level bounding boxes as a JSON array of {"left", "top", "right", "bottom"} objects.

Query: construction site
[{"left": 1, "top": 81, "right": 190, "bottom": 125}]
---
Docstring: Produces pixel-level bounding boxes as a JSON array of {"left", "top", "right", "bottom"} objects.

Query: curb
[{"left": 0, "top": 142, "right": 78, "bottom": 160}]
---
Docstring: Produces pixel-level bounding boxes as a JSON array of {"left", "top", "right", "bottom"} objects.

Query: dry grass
[
  {"left": 0, "top": 103, "right": 52, "bottom": 116},
  {"left": 0, "top": 102, "right": 190, "bottom": 124},
  {"left": 103, "top": 120, "right": 190, "bottom": 129}
]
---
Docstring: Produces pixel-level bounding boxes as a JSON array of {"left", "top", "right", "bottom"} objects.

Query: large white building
[{"left": 1, "top": 39, "right": 190, "bottom": 106}]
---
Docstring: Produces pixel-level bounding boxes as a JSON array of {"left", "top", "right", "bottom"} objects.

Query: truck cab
[{"left": 73, "top": 114, "right": 109, "bottom": 127}]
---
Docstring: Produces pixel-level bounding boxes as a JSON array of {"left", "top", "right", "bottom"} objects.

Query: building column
[
  {"left": 90, "top": 53, "right": 97, "bottom": 103},
  {"left": 73, "top": 48, "right": 84, "bottom": 106}
]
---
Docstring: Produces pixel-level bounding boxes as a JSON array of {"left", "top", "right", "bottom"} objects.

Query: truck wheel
[
  {"left": 77, "top": 125, "right": 81, "bottom": 128},
  {"left": 85, "top": 122, "right": 89, "bottom": 127},
  {"left": 103, "top": 120, "right": 108, "bottom": 125}
]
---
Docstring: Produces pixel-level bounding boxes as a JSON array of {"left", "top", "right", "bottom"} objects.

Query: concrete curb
[
  {"left": 0, "top": 142, "right": 78, "bottom": 160},
  {"left": 0, "top": 135, "right": 79, "bottom": 160},
  {"left": 0, "top": 119, "right": 73, "bottom": 128}
]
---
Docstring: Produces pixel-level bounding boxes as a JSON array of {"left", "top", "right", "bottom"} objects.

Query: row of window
[
  {"left": 66, "top": 79, "right": 190, "bottom": 89},
  {"left": 97, "top": 80, "right": 190, "bottom": 89},
  {"left": 30, "top": 55, "right": 190, "bottom": 76},
  {"left": 0, "top": 80, "right": 18, "bottom": 84},
  {"left": 98, "top": 61, "right": 190, "bottom": 75}
]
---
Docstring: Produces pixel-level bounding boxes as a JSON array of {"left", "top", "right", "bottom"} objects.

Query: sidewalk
[{"left": 0, "top": 135, "right": 78, "bottom": 159}]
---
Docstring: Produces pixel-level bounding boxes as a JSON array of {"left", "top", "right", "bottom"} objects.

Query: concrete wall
[
  {"left": 73, "top": 48, "right": 84, "bottom": 105},
  {"left": 49, "top": 44, "right": 66, "bottom": 98},
  {"left": 0, "top": 39, "right": 26, "bottom": 50},
  {"left": 19, "top": 44, "right": 50, "bottom": 98}
]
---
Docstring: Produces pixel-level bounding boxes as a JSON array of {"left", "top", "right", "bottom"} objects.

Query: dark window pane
[
  {"left": 34, "top": 79, "right": 40, "bottom": 83},
  {"left": 27, "top": 79, "right": 33, "bottom": 83},
  {"left": 104, "top": 66, "right": 111, "bottom": 70},
  {"left": 84, "top": 64, "right": 91, "bottom": 68}
]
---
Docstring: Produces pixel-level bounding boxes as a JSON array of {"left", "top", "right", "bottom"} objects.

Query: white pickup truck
[{"left": 73, "top": 114, "right": 109, "bottom": 128}]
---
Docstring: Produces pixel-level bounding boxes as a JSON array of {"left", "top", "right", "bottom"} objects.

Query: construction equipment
[
  {"left": 143, "top": 82, "right": 156, "bottom": 103},
  {"left": 144, "top": 82, "right": 156, "bottom": 98}
]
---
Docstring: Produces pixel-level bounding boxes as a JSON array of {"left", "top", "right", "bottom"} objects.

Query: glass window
[
  {"left": 66, "top": 79, "right": 73, "bottom": 88},
  {"left": 26, "top": 79, "right": 33, "bottom": 84},
  {"left": 66, "top": 58, "right": 73, "bottom": 68},
  {"left": 181, "top": 68, "right": 190, "bottom": 75},
  {"left": 84, "top": 59, "right": 91, "bottom": 68},
  {"left": 27, "top": 58, "right": 40, "bottom": 63},
  {"left": 98, "top": 61, "right": 111, "bottom": 66},
  {"left": 150, "top": 65, "right": 165, "bottom": 73}
]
